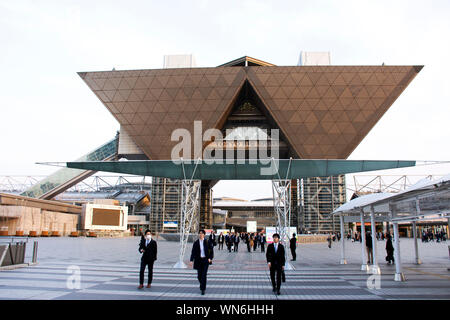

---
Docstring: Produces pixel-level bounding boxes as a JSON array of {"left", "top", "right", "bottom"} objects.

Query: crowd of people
[
  {"left": 421, "top": 229, "right": 447, "bottom": 242},
  {"left": 211, "top": 231, "right": 268, "bottom": 253},
  {"left": 137, "top": 229, "right": 298, "bottom": 295}
]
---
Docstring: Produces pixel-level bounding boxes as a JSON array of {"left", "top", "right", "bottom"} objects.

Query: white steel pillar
[
  {"left": 412, "top": 221, "right": 422, "bottom": 265},
  {"left": 174, "top": 159, "right": 201, "bottom": 269},
  {"left": 370, "top": 205, "right": 381, "bottom": 275},
  {"left": 339, "top": 214, "right": 347, "bottom": 264},
  {"left": 271, "top": 158, "right": 294, "bottom": 270},
  {"left": 393, "top": 221, "right": 406, "bottom": 281},
  {"left": 360, "top": 209, "right": 369, "bottom": 272},
  {"left": 413, "top": 198, "right": 422, "bottom": 265}
]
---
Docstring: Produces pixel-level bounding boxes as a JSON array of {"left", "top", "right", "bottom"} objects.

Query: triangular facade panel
[{"left": 79, "top": 63, "right": 421, "bottom": 160}]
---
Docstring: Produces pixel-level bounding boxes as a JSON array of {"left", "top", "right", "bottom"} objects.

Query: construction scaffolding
[
  {"left": 150, "top": 177, "right": 183, "bottom": 234},
  {"left": 300, "top": 175, "right": 346, "bottom": 234}
]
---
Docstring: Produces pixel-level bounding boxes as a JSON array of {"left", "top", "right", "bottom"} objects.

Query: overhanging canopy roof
[
  {"left": 66, "top": 159, "right": 416, "bottom": 180},
  {"left": 333, "top": 174, "right": 450, "bottom": 222},
  {"left": 78, "top": 62, "right": 422, "bottom": 160}
]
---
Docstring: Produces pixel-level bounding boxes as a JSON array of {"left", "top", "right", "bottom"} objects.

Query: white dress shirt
[{"left": 199, "top": 240, "right": 206, "bottom": 258}]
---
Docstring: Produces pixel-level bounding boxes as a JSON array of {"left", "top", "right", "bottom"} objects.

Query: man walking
[
  {"left": 290, "top": 233, "right": 297, "bottom": 261},
  {"left": 138, "top": 230, "right": 157, "bottom": 289},
  {"left": 225, "top": 233, "right": 232, "bottom": 252},
  {"left": 218, "top": 232, "right": 224, "bottom": 250},
  {"left": 233, "top": 232, "right": 240, "bottom": 252},
  {"left": 190, "top": 229, "right": 214, "bottom": 295},
  {"left": 366, "top": 231, "right": 373, "bottom": 264},
  {"left": 259, "top": 232, "right": 266, "bottom": 252},
  {"left": 209, "top": 230, "right": 217, "bottom": 247},
  {"left": 266, "top": 233, "right": 285, "bottom": 295}
]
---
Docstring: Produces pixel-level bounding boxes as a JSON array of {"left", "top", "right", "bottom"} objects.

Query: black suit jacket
[
  {"left": 266, "top": 243, "right": 286, "bottom": 268},
  {"left": 139, "top": 238, "right": 157, "bottom": 262},
  {"left": 190, "top": 239, "right": 214, "bottom": 270}
]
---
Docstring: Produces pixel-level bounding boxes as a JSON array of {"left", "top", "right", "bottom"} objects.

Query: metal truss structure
[
  {"left": 173, "top": 159, "right": 201, "bottom": 269},
  {"left": 271, "top": 158, "right": 294, "bottom": 270}
]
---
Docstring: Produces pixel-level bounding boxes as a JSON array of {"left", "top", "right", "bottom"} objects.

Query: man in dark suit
[
  {"left": 190, "top": 229, "right": 214, "bottom": 295},
  {"left": 138, "top": 230, "right": 157, "bottom": 289},
  {"left": 218, "top": 232, "right": 224, "bottom": 250},
  {"left": 290, "top": 233, "right": 297, "bottom": 261},
  {"left": 259, "top": 232, "right": 266, "bottom": 252},
  {"left": 266, "top": 233, "right": 285, "bottom": 295},
  {"left": 225, "top": 233, "right": 232, "bottom": 252},
  {"left": 233, "top": 232, "right": 240, "bottom": 252},
  {"left": 209, "top": 230, "right": 217, "bottom": 247}
]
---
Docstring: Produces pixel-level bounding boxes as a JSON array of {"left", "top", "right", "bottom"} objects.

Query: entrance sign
[{"left": 247, "top": 221, "right": 257, "bottom": 233}]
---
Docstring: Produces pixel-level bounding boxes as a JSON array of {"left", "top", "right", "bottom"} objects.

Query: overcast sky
[{"left": 1, "top": 0, "right": 449, "bottom": 199}]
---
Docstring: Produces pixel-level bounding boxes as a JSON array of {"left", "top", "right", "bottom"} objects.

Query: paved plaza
[{"left": 0, "top": 237, "right": 449, "bottom": 300}]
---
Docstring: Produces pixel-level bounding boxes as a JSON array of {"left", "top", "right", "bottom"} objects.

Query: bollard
[{"left": 32, "top": 241, "right": 38, "bottom": 264}]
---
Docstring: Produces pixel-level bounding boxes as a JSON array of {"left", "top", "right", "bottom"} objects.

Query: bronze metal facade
[{"left": 79, "top": 64, "right": 422, "bottom": 160}]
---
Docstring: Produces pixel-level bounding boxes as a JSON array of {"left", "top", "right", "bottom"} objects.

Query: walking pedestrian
[
  {"left": 385, "top": 234, "right": 394, "bottom": 264},
  {"left": 218, "top": 232, "right": 224, "bottom": 250},
  {"left": 259, "top": 232, "right": 266, "bottom": 252},
  {"left": 290, "top": 233, "right": 297, "bottom": 261},
  {"left": 233, "top": 232, "right": 240, "bottom": 252},
  {"left": 366, "top": 232, "right": 373, "bottom": 264},
  {"left": 138, "top": 230, "right": 157, "bottom": 289},
  {"left": 190, "top": 229, "right": 214, "bottom": 295},
  {"left": 266, "top": 233, "right": 286, "bottom": 295}
]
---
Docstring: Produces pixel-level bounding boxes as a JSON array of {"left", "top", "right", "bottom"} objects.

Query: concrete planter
[
  {"left": 87, "top": 231, "right": 97, "bottom": 237},
  {"left": 69, "top": 231, "right": 78, "bottom": 237},
  {"left": 0, "top": 230, "right": 8, "bottom": 236},
  {"left": 15, "top": 231, "right": 24, "bottom": 236},
  {"left": 51, "top": 231, "right": 60, "bottom": 237},
  {"left": 29, "top": 231, "right": 38, "bottom": 237},
  {"left": 41, "top": 231, "right": 49, "bottom": 237}
]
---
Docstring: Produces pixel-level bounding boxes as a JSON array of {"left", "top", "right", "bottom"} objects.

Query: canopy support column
[
  {"left": 370, "top": 205, "right": 380, "bottom": 275},
  {"left": 393, "top": 221, "right": 406, "bottom": 281},
  {"left": 360, "top": 209, "right": 369, "bottom": 272},
  {"left": 339, "top": 214, "right": 347, "bottom": 264},
  {"left": 412, "top": 221, "right": 421, "bottom": 265},
  {"left": 413, "top": 198, "right": 422, "bottom": 265},
  {"left": 174, "top": 159, "right": 201, "bottom": 269},
  {"left": 272, "top": 158, "right": 294, "bottom": 270}
]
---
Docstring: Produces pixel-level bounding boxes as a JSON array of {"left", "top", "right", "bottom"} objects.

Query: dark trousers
[
  {"left": 247, "top": 242, "right": 251, "bottom": 252},
  {"left": 270, "top": 265, "right": 283, "bottom": 291},
  {"left": 196, "top": 258, "right": 209, "bottom": 291},
  {"left": 253, "top": 242, "right": 257, "bottom": 251},
  {"left": 260, "top": 243, "right": 265, "bottom": 252},
  {"left": 219, "top": 242, "right": 224, "bottom": 250},
  {"left": 227, "top": 243, "right": 231, "bottom": 252},
  {"left": 291, "top": 247, "right": 296, "bottom": 260},
  {"left": 139, "top": 260, "right": 154, "bottom": 285},
  {"left": 234, "top": 243, "right": 239, "bottom": 252}
]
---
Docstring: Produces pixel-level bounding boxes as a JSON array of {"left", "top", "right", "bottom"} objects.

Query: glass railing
[{"left": 21, "top": 137, "right": 118, "bottom": 199}]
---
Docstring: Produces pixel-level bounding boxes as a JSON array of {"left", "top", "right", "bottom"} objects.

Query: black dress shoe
[
  {"left": 201, "top": 290, "right": 205, "bottom": 295},
  {"left": 272, "top": 287, "right": 276, "bottom": 292},
  {"left": 277, "top": 290, "right": 281, "bottom": 295}
]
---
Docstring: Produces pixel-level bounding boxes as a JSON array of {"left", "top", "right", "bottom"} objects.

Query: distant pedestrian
[
  {"left": 218, "top": 232, "right": 224, "bottom": 250},
  {"left": 209, "top": 230, "right": 217, "bottom": 247},
  {"left": 327, "top": 234, "right": 332, "bottom": 248},
  {"left": 248, "top": 234, "right": 254, "bottom": 252},
  {"left": 138, "top": 230, "right": 157, "bottom": 289},
  {"left": 385, "top": 234, "right": 394, "bottom": 264},
  {"left": 233, "top": 232, "right": 240, "bottom": 252},
  {"left": 190, "top": 229, "right": 214, "bottom": 295},
  {"left": 225, "top": 233, "right": 232, "bottom": 252},
  {"left": 259, "top": 233, "right": 266, "bottom": 253},
  {"left": 290, "top": 233, "right": 297, "bottom": 261},
  {"left": 366, "top": 232, "right": 373, "bottom": 264}
]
